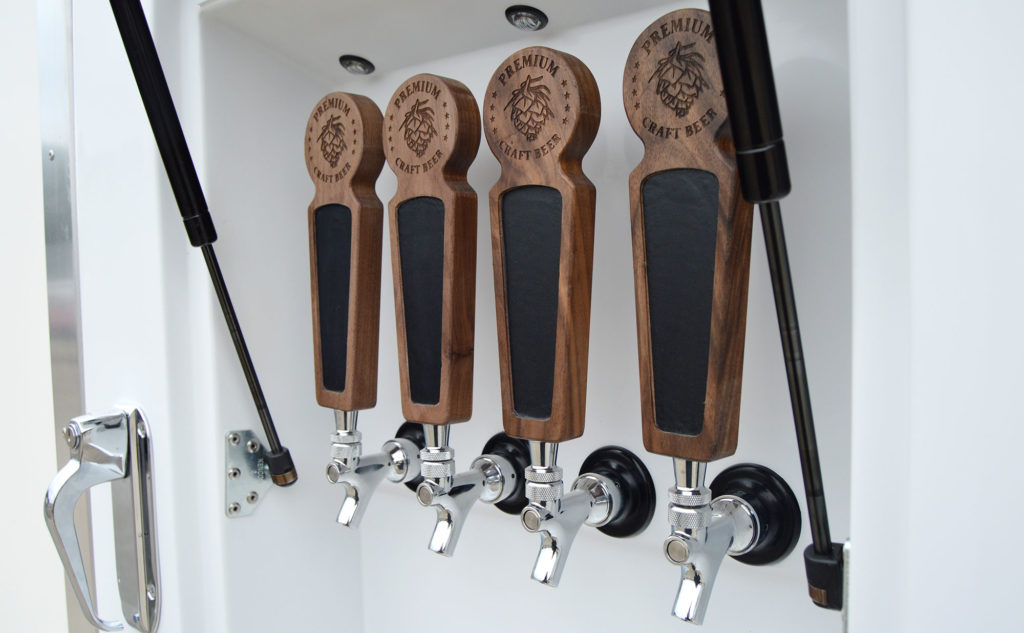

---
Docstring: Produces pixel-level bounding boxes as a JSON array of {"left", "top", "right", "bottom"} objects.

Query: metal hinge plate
[{"left": 224, "top": 430, "right": 272, "bottom": 518}]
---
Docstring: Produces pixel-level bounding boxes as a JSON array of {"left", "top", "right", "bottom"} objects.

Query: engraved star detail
[
  {"left": 631, "top": 75, "right": 637, "bottom": 83},
  {"left": 492, "top": 127, "right": 497, "bottom": 134},
  {"left": 634, "top": 102, "right": 640, "bottom": 110},
  {"left": 564, "top": 104, "right": 570, "bottom": 112},
  {"left": 561, "top": 79, "right": 567, "bottom": 87},
  {"left": 443, "top": 102, "right": 448, "bottom": 108},
  {"left": 490, "top": 103, "right": 495, "bottom": 111},
  {"left": 445, "top": 112, "right": 450, "bottom": 119},
  {"left": 563, "top": 91, "right": 570, "bottom": 99},
  {"left": 389, "top": 114, "right": 394, "bottom": 121},
  {"left": 562, "top": 117, "right": 568, "bottom": 124},
  {"left": 491, "top": 91, "right": 497, "bottom": 98},
  {"left": 634, "top": 61, "right": 640, "bottom": 69},
  {"left": 443, "top": 135, "right": 448, "bottom": 141},
  {"left": 632, "top": 88, "right": 638, "bottom": 97},
  {"left": 490, "top": 115, "right": 495, "bottom": 122},
  {"left": 445, "top": 123, "right": 450, "bottom": 130}
]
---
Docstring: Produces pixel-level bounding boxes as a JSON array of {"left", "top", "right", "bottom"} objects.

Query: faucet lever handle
[
  {"left": 623, "top": 7, "right": 754, "bottom": 464},
  {"left": 43, "top": 406, "right": 160, "bottom": 633},
  {"left": 306, "top": 92, "right": 386, "bottom": 413},
  {"left": 483, "top": 47, "right": 600, "bottom": 444},
  {"left": 383, "top": 74, "right": 480, "bottom": 426}
]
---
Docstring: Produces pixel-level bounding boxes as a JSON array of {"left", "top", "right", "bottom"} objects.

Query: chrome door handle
[{"left": 43, "top": 406, "right": 160, "bottom": 633}]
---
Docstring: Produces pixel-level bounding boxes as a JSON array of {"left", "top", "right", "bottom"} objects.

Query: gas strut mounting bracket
[{"left": 225, "top": 430, "right": 273, "bottom": 518}]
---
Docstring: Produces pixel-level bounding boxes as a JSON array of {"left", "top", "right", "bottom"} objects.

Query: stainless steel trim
[{"left": 38, "top": 0, "right": 94, "bottom": 630}]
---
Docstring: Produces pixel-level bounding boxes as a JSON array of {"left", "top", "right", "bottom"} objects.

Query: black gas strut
[
  {"left": 108, "top": 0, "right": 296, "bottom": 486},
  {"left": 708, "top": 0, "right": 843, "bottom": 610}
]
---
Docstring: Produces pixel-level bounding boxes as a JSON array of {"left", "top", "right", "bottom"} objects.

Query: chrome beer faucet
[
  {"left": 661, "top": 459, "right": 802, "bottom": 624},
  {"left": 327, "top": 411, "right": 422, "bottom": 528},
  {"left": 415, "top": 428, "right": 529, "bottom": 556},
  {"left": 519, "top": 442, "right": 645, "bottom": 587},
  {"left": 663, "top": 459, "right": 757, "bottom": 624}
]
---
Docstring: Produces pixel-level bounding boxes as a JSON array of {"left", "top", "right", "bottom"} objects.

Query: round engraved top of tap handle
[
  {"left": 382, "top": 74, "right": 479, "bottom": 179},
  {"left": 483, "top": 46, "right": 599, "bottom": 169},
  {"left": 306, "top": 91, "right": 380, "bottom": 190},
  {"left": 622, "top": 8, "right": 728, "bottom": 149}
]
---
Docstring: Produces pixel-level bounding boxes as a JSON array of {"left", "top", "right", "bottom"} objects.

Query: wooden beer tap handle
[
  {"left": 305, "top": 92, "right": 385, "bottom": 411},
  {"left": 384, "top": 74, "right": 481, "bottom": 426},
  {"left": 484, "top": 47, "right": 601, "bottom": 443},
  {"left": 624, "top": 9, "right": 755, "bottom": 462}
]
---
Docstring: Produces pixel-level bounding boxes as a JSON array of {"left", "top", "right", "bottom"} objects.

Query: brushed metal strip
[{"left": 38, "top": 0, "right": 95, "bottom": 631}]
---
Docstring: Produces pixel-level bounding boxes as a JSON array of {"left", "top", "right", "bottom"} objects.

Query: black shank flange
[
  {"left": 710, "top": 463, "right": 801, "bottom": 566},
  {"left": 481, "top": 432, "right": 531, "bottom": 514},
  {"left": 579, "top": 446, "right": 656, "bottom": 538},
  {"left": 395, "top": 422, "right": 427, "bottom": 492}
]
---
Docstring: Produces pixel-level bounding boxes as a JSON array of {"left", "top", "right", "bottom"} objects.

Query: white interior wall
[
  {"left": 195, "top": 1, "right": 849, "bottom": 632},
  {"left": 849, "top": 2, "right": 1024, "bottom": 632}
]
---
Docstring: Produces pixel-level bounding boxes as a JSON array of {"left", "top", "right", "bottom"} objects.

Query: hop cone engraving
[
  {"left": 650, "top": 42, "right": 711, "bottom": 118},
  {"left": 505, "top": 75, "right": 554, "bottom": 142},
  {"left": 317, "top": 114, "right": 347, "bottom": 168},
  {"left": 399, "top": 99, "right": 437, "bottom": 157}
]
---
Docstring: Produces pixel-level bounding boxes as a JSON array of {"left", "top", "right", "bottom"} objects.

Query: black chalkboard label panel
[
  {"left": 397, "top": 196, "right": 445, "bottom": 405},
  {"left": 642, "top": 169, "right": 719, "bottom": 436},
  {"left": 314, "top": 203, "right": 353, "bottom": 393},
  {"left": 501, "top": 185, "right": 563, "bottom": 420}
]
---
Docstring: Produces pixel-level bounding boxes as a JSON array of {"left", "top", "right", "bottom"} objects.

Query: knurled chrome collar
[
  {"left": 420, "top": 460, "right": 456, "bottom": 479},
  {"left": 668, "top": 505, "right": 710, "bottom": 530},
  {"left": 668, "top": 486, "right": 712, "bottom": 507},
  {"left": 526, "top": 480, "right": 563, "bottom": 502},
  {"left": 420, "top": 448, "right": 454, "bottom": 462},
  {"left": 525, "top": 466, "right": 563, "bottom": 483}
]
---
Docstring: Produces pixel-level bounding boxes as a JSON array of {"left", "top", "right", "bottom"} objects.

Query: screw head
[
  {"left": 63, "top": 424, "right": 81, "bottom": 449},
  {"left": 227, "top": 467, "right": 241, "bottom": 480},
  {"left": 227, "top": 502, "right": 241, "bottom": 515},
  {"left": 326, "top": 461, "right": 344, "bottom": 483},
  {"left": 246, "top": 491, "right": 259, "bottom": 504},
  {"left": 521, "top": 507, "right": 542, "bottom": 532},
  {"left": 415, "top": 483, "right": 434, "bottom": 507},
  {"left": 664, "top": 536, "right": 691, "bottom": 565},
  {"left": 246, "top": 439, "right": 260, "bottom": 453},
  {"left": 228, "top": 433, "right": 241, "bottom": 446}
]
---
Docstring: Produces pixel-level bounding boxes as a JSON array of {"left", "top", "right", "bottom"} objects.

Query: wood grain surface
[
  {"left": 624, "top": 9, "right": 754, "bottom": 462},
  {"left": 384, "top": 74, "right": 480, "bottom": 425},
  {"left": 484, "top": 47, "right": 600, "bottom": 443},
  {"left": 305, "top": 92, "right": 385, "bottom": 412}
]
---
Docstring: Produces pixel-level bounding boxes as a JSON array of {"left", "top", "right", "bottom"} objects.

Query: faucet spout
[
  {"left": 417, "top": 468, "right": 484, "bottom": 555},
  {"left": 668, "top": 518, "right": 733, "bottom": 624},
  {"left": 521, "top": 488, "right": 590, "bottom": 586},
  {"left": 329, "top": 434, "right": 421, "bottom": 529},
  {"left": 333, "top": 451, "right": 389, "bottom": 528}
]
